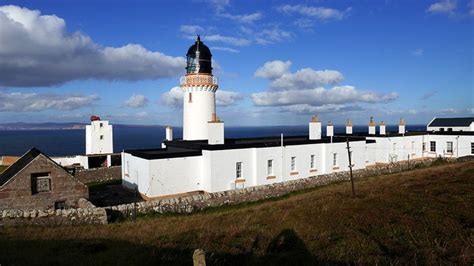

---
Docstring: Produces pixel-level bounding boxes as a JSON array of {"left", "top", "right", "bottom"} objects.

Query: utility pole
[{"left": 346, "top": 137, "right": 355, "bottom": 197}]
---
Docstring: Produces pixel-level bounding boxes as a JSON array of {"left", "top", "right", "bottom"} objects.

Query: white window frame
[
  {"left": 310, "top": 155, "right": 315, "bottom": 169},
  {"left": 333, "top": 153, "right": 337, "bottom": 167},
  {"left": 446, "top": 141, "right": 453, "bottom": 153},
  {"left": 267, "top": 159, "right": 273, "bottom": 176},
  {"left": 430, "top": 141, "right": 436, "bottom": 152},
  {"left": 236, "top": 162, "right": 242, "bottom": 179},
  {"left": 290, "top": 156, "right": 296, "bottom": 171},
  {"left": 471, "top": 143, "right": 474, "bottom": 155}
]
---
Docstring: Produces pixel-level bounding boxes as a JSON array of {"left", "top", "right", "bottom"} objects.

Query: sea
[{"left": 0, "top": 125, "right": 426, "bottom": 156}]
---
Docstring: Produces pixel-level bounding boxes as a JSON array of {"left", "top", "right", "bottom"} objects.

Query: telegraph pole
[{"left": 346, "top": 137, "right": 355, "bottom": 197}]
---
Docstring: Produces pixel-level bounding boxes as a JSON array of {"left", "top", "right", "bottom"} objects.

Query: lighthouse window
[
  {"left": 100, "top": 135, "right": 104, "bottom": 140},
  {"left": 267, "top": 160, "right": 273, "bottom": 175},
  {"left": 188, "top": 92, "right": 192, "bottom": 103},
  {"left": 100, "top": 123, "right": 103, "bottom": 128}
]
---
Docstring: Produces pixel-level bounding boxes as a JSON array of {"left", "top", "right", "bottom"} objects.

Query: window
[
  {"left": 392, "top": 143, "right": 397, "bottom": 153},
  {"left": 333, "top": 153, "right": 337, "bottom": 166},
  {"left": 422, "top": 143, "right": 426, "bottom": 152},
  {"left": 411, "top": 141, "right": 415, "bottom": 152},
  {"left": 55, "top": 201, "right": 66, "bottom": 210},
  {"left": 430, "top": 141, "right": 436, "bottom": 152},
  {"left": 188, "top": 92, "right": 192, "bottom": 103},
  {"left": 236, "top": 162, "right": 242, "bottom": 179},
  {"left": 99, "top": 123, "right": 103, "bottom": 128},
  {"left": 310, "top": 155, "right": 315, "bottom": 169},
  {"left": 446, "top": 141, "right": 453, "bottom": 153},
  {"left": 267, "top": 160, "right": 273, "bottom": 175},
  {"left": 100, "top": 135, "right": 104, "bottom": 140},
  {"left": 31, "top": 173, "right": 51, "bottom": 194},
  {"left": 291, "top": 157, "right": 296, "bottom": 171},
  {"left": 471, "top": 143, "right": 474, "bottom": 154}
]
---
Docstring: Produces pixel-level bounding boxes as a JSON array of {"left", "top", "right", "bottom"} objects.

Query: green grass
[
  {"left": 0, "top": 165, "right": 8, "bottom": 173},
  {"left": 86, "top": 179, "right": 122, "bottom": 192},
  {"left": 1, "top": 161, "right": 473, "bottom": 265}
]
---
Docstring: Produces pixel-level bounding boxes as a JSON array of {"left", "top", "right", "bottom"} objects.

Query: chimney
[
  {"left": 166, "top": 126, "right": 173, "bottom": 141},
  {"left": 368, "top": 116, "right": 376, "bottom": 135},
  {"left": 309, "top": 115, "right": 322, "bottom": 140},
  {"left": 326, "top": 121, "right": 334, "bottom": 137},
  {"left": 399, "top": 118, "right": 406, "bottom": 135},
  {"left": 379, "top": 121, "right": 386, "bottom": 135},
  {"left": 346, "top": 119, "right": 353, "bottom": 134},
  {"left": 208, "top": 113, "right": 224, "bottom": 145}
]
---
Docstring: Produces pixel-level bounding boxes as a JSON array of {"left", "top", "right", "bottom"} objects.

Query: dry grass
[
  {"left": 1, "top": 161, "right": 473, "bottom": 265},
  {"left": 0, "top": 165, "right": 8, "bottom": 173}
]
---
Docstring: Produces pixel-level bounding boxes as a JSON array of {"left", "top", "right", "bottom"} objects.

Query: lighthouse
[{"left": 180, "top": 36, "right": 219, "bottom": 140}]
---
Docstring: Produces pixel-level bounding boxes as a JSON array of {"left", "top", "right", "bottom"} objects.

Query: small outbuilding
[
  {"left": 427, "top": 117, "right": 474, "bottom": 132},
  {"left": 0, "top": 148, "right": 89, "bottom": 210}
]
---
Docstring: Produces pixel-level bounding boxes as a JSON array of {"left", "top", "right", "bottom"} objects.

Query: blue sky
[{"left": 0, "top": 0, "right": 472, "bottom": 126}]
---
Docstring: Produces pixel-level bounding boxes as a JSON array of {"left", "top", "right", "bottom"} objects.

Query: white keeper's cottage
[{"left": 122, "top": 36, "right": 474, "bottom": 200}]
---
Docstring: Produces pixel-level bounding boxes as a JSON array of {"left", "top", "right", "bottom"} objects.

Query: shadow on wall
[{"left": 0, "top": 229, "right": 342, "bottom": 265}]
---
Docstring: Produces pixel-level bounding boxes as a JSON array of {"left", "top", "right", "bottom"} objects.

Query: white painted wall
[
  {"left": 86, "top": 120, "right": 113, "bottom": 155},
  {"left": 367, "top": 135, "right": 425, "bottom": 163},
  {"left": 208, "top": 121, "right": 224, "bottom": 145},
  {"left": 422, "top": 135, "right": 474, "bottom": 158},
  {"left": 183, "top": 88, "right": 216, "bottom": 140},
  {"left": 52, "top": 155, "right": 89, "bottom": 169},
  {"left": 309, "top": 122, "right": 321, "bottom": 140}
]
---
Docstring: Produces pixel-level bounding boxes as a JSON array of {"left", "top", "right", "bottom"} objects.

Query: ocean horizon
[{"left": 0, "top": 125, "right": 426, "bottom": 157}]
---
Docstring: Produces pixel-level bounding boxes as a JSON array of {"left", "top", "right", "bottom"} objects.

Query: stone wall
[
  {"left": 105, "top": 158, "right": 440, "bottom": 218},
  {"left": 74, "top": 166, "right": 121, "bottom": 184},
  {"left": 0, "top": 198, "right": 107, "bottom": 226}
]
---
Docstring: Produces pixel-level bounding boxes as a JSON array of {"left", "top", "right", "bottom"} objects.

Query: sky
[{"left": 0, "top": 0, "right": 472, "bottom": 126}]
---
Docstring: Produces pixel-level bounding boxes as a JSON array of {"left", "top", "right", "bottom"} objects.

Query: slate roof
[
  {"left": 428, "top": 117, "right": 474, "bottom": 127},
  {"left": 0, "top": 147, "right": 41, "bottom": 186}
]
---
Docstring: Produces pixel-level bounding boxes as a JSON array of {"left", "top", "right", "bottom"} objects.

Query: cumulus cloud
[
  {"left": 0, "top": 92, "right": 98, "bottom": 112},
  {"left": 125, "top": 94, "right": 149, "bottom": 108},
  {"left": 277, "top": 4, "right": 351, "bottom": 21},
  {"left": 281, "top": 104, "right": 364, "bottom": 114},
  {"left": 254, "top": 60, "right": 292, "bottom": 79},
  {"left": 427, "top": 0, "right": 457, "bottom": 15},
  {"left": 254, "top": 26, "right": 293, "bottom": 45},
  {"left": 251, "top": 86, "right": 398, "bottom": 106},
  {"left": 160, "top": 87, "right": 242, "bottom": 108},
  {"left": 0, "top": 5, "right": 185, "bottom": 87}
]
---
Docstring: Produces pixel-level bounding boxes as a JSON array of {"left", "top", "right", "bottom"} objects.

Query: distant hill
[{"left": 0, "top": 122, "right": 167, "bottom": 131}]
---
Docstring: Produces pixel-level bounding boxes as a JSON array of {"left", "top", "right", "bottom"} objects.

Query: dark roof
[
  {"left": 0, "top": 147, "right": 41, "bottom": 186},
  {"left": 126, "top": 135, "right": 371, "bottom": 160},
  {"left": 126, "top": 146, "right": 202, "bottom": 160},
  {"left": 428, "top": 117, "right": 474, "bottom": 127}
]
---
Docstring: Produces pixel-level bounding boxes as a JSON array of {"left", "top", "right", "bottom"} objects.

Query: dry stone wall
[
  {"left": 0, "top": 198, "right": 107, "bottom": 226},
  {"left": 74, "top": 166, "right": 121, "bottom": 184}
]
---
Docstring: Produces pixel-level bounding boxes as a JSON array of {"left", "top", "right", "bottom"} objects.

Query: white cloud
[
  {"left": 161, "top": 87, "right": 242, "bottom": 108},
  {"left": 180, "top": 25, "right": 204, "bottom": 34},
  {"left": 255, "top": 27, "right": 293, "bottom": 45},
  {"left": 125, "top": 94, "right": 149, "bottom": 108},
  {"left": 219, "top": 12, "right": 262, "bottom": 23},
  {"left": 0, "top": 92, "right": 98, "bottom": 112},
  {"left": 427, "top": 0, "right": 457, "bottom": 15},
  {"left": 277, "top": 4, "right": 351, "bottom": 21},
  {"left": 255, "top": 60, "right": 343, "bottom": 90},
  {"left": 210, "top": 46, "right": 239, "bottom": 53},
  {"left": 254, "top": 60, "right": 292, "bottom": 79},
  {"left": 270, "top": 69, "right": 344, "bottom": 90},
  {"left": 468, "top": 0, "right": 474, "bottom": 16},
  {"left": 204, "top": 34, "right": 251, "bottom": 46},
  {"left": 419, "top": 91, "right": 437, "bottom": 100},
  {"left": 412, "top": 48, "right": 424, "bottom": 56},
  {"left": 0, "top": 5, "right": 185, "bottom": 87},
  {"left": 251, "top": 86, "right": 398, "bottom": 106},
  {"left": 216, "top": 90, "right": 243, "bottom": 106},
  {"left": 281, "top": 103, "right": 364, "bottom": 114}
]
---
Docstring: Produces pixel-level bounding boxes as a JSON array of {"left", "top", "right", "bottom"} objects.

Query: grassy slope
[
  {"left": 1, "top": 161, "right": 473, "bottom": 265},
  {"left": 0, "top": 165, "right": 7, "bottom": 173}
]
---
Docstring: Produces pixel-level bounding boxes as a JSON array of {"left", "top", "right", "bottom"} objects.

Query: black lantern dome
[{"left": 186, "top": 35, "right": 213, "bottom": 75}]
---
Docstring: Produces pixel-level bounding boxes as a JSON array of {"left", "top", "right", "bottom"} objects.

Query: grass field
[
  {"left": 0, "top": 165, "right": 8, "bottom": 173},
  {"left": 1, "top": 161, "right": 473, "bottom": 265}
]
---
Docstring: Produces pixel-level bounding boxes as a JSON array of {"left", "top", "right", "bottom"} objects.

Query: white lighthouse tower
[{"left": 181, "top": 36, "right": 219, "bottom": 140}]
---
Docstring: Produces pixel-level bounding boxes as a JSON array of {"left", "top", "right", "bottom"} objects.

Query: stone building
[{"left": 0, "top": 148, "right": 89, "bottom": 210}]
